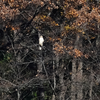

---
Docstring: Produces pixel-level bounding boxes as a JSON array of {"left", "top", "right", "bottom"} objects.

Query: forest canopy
[{"left": 0, "top": 0, "right": 100, "bottom": 100}]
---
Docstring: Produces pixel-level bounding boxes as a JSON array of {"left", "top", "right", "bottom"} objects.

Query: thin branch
[{"left": 21, "top": 4, "right": 47, "bottom": 30}]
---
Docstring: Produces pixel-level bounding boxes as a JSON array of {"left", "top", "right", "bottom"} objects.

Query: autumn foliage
[{"left": 0, "top": 0, "right": 100, "bottom": 100}]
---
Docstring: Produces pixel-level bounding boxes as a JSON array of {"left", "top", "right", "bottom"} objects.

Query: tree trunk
[
  {"left": 76, "top": 61, "right": 83, "bottom": 100},
  {"left": 37, "top": 50, "right": 43, "bottom": 73},
  {"left": 96, "top": 24, "right": 100, "bottom": 48},
  {"left": 17, "top": 89, "right": 20, "bottom": 100},
  {"left": 71, "top": 33, "right": 83, "bottom": 100},
  {"left": 59, "top": 72, "right": 65, "bottom": 100},
  {"left": 59, "top": 59, "right": 66, "bottom": 100},
  {"left": 89, "top": 67, "right": 93, "bottom": 100},
  {"left": 71, "top": 59, "right": 76, "bottom": 100},
  {"left": 52, "top": 60, "right": 56, "bottom": 100}
]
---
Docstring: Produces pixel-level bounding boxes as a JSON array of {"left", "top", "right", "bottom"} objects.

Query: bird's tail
[{"left": 39, "top": 46, "right": 42, "bottom": 50}]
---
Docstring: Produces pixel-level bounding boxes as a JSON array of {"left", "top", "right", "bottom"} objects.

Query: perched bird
[{"left": 38, "top": 33, "right": 44, "bottom": 50}]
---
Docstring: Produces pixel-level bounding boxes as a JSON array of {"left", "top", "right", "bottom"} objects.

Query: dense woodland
[{"left": 0, "top": 0, "right": 100, "bottom": 100}]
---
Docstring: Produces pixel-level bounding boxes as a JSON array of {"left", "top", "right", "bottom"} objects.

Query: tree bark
[
  {"left": 37, "top": 50, "right": 43, "bottom": 73},
  {"left": 52, "top": 60, "right": 56, "bottom": 100},
  {"left": 59, "top": 59, "right": 66, "bottom": 100},
  {"left": 71, "top": 59, "right": 76, "bottom": 100},
  {"left": 71, "top": 34, "right": 83, "bottom": 100},
  {"left": 59, "top": 72, "right": 65, "bottom": 100},
  {"left": 17, "top": 89, "right": 20, "bottom": 100},
  {"left": 76, "top": 61, "right": 83, "bottom": 100},
  {"left": 89, "top": 67, "right": 93, "bottom": 100}
]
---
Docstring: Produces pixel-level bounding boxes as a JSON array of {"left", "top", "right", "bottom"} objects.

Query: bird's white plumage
[{"left": 39, "top": 35, "right": 44, "bottom": 50}]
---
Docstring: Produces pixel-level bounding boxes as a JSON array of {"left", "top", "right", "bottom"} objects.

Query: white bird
[{"left": 39, "top": 33, "right": 44, "bottom": 50}]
